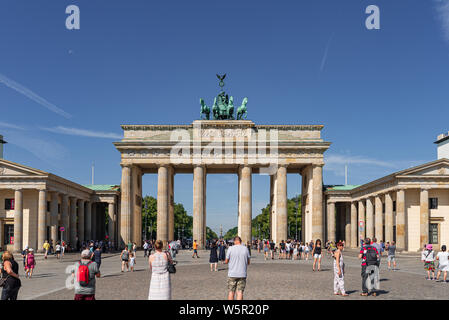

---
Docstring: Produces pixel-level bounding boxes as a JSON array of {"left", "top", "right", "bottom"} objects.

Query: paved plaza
[{"left": 12, "top": 249, "right": 449, "bottom": 300}]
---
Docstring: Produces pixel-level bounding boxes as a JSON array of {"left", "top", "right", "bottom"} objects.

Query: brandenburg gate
[{"left": 114, "top": 77, "right": 330, "bottom": 249}]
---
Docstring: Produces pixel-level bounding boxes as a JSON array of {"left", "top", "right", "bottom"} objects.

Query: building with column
[
  {"left": 324, "top": 158, "right": 449, "bottom": 252},
  {"left": 114, "top": 120, "right": 330, "bottom": 250},
  {"left": 0, "top": 158, "right": 120, "bottom": 252}
]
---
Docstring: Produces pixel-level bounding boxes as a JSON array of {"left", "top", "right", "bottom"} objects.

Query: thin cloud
[
  {"left": 325, "top": 154, "right": 395, "bottom": 168},
  {"left": 434, "top": 0, "right": 449, "bottom": 41},
  {"left": 0, "top": 73, "right": 72, "bottom": 119},
  {"left": 320, "top": 32, "right": 335, "bottom": 72},
  {"left": 42, "top": 126, "right": 122, "bottom": 139},
  {"left": 0, "top": 121, "right": 25, "bottom": 130}
]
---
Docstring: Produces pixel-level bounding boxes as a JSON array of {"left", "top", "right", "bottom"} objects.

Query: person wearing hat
[
  {"left": 70, "top": 249, "right": 101, "bottom": 300},
  {"left": 25, "top": 248, "right": 36, "bottom": 278},
  {"left": 422, "top": 244, "right": 436, "bottom": 280}
]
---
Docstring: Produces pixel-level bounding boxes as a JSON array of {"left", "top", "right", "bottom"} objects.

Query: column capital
[
  {"left": 312, "top": 163, "right": 324, "bottom": 168},
  {"left": 420, "top": 187, "right": 430, "bottom": 192}
]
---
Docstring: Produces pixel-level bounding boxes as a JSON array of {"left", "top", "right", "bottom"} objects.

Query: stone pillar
[
  {"left": 108, "top": 202, "right": 115, "bottom": 243},
  {"left": 13, "top": 189, "right": 23, "bottom": 252},
  {"left": 91, "top": 203, "right": 97, "bottom": 241},
  {"left": 358, "top": 200, "right": 365, "bottom": 241},
  {"left": 157, "top": 165, "right": 169, "bottom": 246},
  {"left": 276, "top": 165, "right": 288, "bottom": 243},
  {"left": 239, "top": 166, "right": 252, "bottom": 245},
  {"left": 120, "top": 165, "right": 132, "bottom": 248},
  {"left": 345, "top": 203, "right": 351, "bottom": 247},
  {"left": 70, "top": 197, "right": 77, "bottom": 246},
  {"left": 50, "top": 192, "right": 59, "bottom": 246},
  {"left": 269, "top": 174, "right": 275, "bottom": 241},
  {"left": 77, "top": 200, "right": 85, "bottom": 242},
  {"left": 168, "top": 167, "right": 175, "bottom": 241},
  {"left": 193, "top": 165, "right": 205, "bottom": 249},
  {"left": 350, "top": 202, "right": 357, "bottom": 248},
  {"left": 365, "top": 197, "right": 374, "bottom": 239},
  {"left": 203, "top": 171, "right": 207, "bottom": 246},
  {"left": 375, "top": 195, "right": 383, "bottom": 241},
  {"left": 327, "top": 201, "right": 336, "bottom": 242},
  {"left": 385, "top": 192, "right": 393, "bottom": 243},
  {"left": 312, "top": 164, "right": 323, "bottom": 240},
  {"left": 420, "top": 188, "right": 429, "bottom": 248},
  {"left": 37, "top": 189, "right": 47, "bottom": 252},
  {"left": 396, "top": 189, "right": 406, "bottom": 250},
  {"left": 84, "top": 201, "right": 91, "bottom": 241},
  {"left": 61, "top": 194, "right": 70, "bottom": 243}
]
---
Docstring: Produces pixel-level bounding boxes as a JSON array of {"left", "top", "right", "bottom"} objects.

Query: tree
[
  {"left": 223, "top": 196, "right": 302, "bottom": 241},
  {"left": 206, "top": 227, "right": 218, "bottom": 240}
]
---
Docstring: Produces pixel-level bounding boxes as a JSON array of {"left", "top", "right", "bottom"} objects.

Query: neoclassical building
[
  {"left": 324, "top": 158, "right": 449, "bottom": 252},
  {"left": 0, "top": 158, "right": 119, "bottom": 252}
]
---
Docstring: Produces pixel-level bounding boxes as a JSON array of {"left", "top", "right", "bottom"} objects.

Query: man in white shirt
[{"left": 225, "top": 236, "right": 251, "bottom": 300}]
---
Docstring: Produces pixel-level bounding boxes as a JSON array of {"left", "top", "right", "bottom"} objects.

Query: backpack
[
  {"left": 365, "top": 246, "right": 378, "bottom": 266},
  {"left": 77, "top": 261, "right": 92, "bottom": 287},
  {"left": 27, "top": 254, "right": 35, "bottom": 266}
]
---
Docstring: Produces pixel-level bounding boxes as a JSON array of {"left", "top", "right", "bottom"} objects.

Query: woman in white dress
[
  {"left": 436, "top": 245, "right": 449, "bottom": 282},
  {"left": 148, "top": 240, "right": 172, "bottom": 300}
]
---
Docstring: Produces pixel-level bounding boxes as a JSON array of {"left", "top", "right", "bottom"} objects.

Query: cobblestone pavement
[{"left": 32, "top": 249, "right": 449, "bottom": 300}]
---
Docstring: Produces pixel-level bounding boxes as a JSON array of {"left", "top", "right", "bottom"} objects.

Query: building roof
[
  {"left": 83, "top": 184, "right": 120, "bottom": 191},
  {"left": 435, "top": 132, "right": 449, "bottom": 144},
  {"left": 325, "top": 185, "right": 361, "bottom": 191}
]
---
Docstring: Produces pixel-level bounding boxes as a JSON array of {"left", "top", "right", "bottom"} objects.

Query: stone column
[
  {"left": 70, "top": 197, "right": 77, "bottom": 246},
  {"left": 193, "top": 165, "right": 205, "bottom": 249},
  {"left": 350, "top": 202, "right": 357, "bottom": 248},
  {"left": 385, "top": 192, "right": 393, "bottom": 243},
  {"left": 157, "top": 165, "right": 169, "bottom": 246},
  {"left": 168, "top": 167, "right": 175, "bottom": 241},
  {"left": 61, "top": 194, "right": 69, "bottom": 243},
  {"left": 312, "top": 164, "right": 323, "bottom": 240},
  {"left": 327, "top": 201, "right": 336, "bottom": 242},
  {"left": 37, "top": 189, "right": 47, "bottom": 252},
  {"left": 108, "top": 202, "right": 115, "bottom": 243},
  {"left": 396, "top": 189, "right": 406, "bottom": 250},
  {"left": 375, "top": 195, "right": 383, "bottom": 241},
  {"left": 345, "top": 203, "right": 351, "bottom": 247},
  {"left": 239, "top": 166, "right": 252, "bottom": 245},
  {"left": 358, "top": 200, "right": 365, "bottom": 241},
  {"left": 420, "top": 188, "right": 429, "bottom": 248},
  {"left": 365, "top": 197, "right": 374, "bottom": 239},
  {"left": 13, "top": 189, "right": 23, "bottom": 252},
  {"left": 203, "top": 171, "right": 207, "bottom": 245},
  {"left": 50, "top": 192, "right": 59, "bottom": 246},
  {"left": 77, "top": 200, "right": 85, "bottom": 242},
  {"left": 84, "top": 201, "right": 91, "bottom": 241},
  {"left": 276, "top": 165, "right": 288, "bottom": 243},
  {"left": 120, "top": 165, "right": 132, "bottom": 248},
  {"left": 91, "top": 203, "right": 97, "bottom": 241}
]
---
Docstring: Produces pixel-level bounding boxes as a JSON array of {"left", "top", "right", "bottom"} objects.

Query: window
[
  {"left": 429, "top": 223, "right": 438, "bottom": 244},
  {"left": 429, "top": 198, "right": 438, "bottom": 210},
  {"left": 4, "top": 224, "right": 14, "bottom": 245},
  {"left": 4, "top": 199, "right": 14, "bottom": 210}
]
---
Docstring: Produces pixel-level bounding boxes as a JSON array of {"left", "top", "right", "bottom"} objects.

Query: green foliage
[
  {"left": 224, "top": 195, "right": 302, "bottom": 240},
  {"left": 206, "top": 227, "right": 218, "bottom": 240}
]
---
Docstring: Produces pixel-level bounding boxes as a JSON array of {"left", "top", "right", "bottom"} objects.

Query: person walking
[
  {"left": 43, "top": 240, "right": 50, "bottom": 259},
  {"left": 358, "top": 237, "right": 380, "bottom": 296},
  {"left": 423, "top": 244, "right": 436, "bottom": 280},
  {"left": 225, "top": 236, "right": 251, "bottom": 300},
  {"left": 21, "top": 246, "right": 28, "bottom": 272},
  {"left": 70, "top": 249, "right": 100, "bottom": 300},
  {"left": 120, "top": 247, "right": 130, "bottom": 272},
  {"left": 304, "top": 242, "right": 310, "bottom": 260},
  {"left": 143, "top": 241, "right": 149, "bottom": 258},
  {"left": 1, "top": 251, "right": 21, "bottom": 300},
  {"left": 209, "top": 241, "right": 218, "bottom": 272},
  {"left": 333, "top": 242, "right": 348, "bottom": 296},
  {"left": 263, "top": 240, "right": 269, "bottom": 260},
  {"left": 93, "top": 246, "right": 102, "bottom": 271},
  {"left": 55, "top": 242, "right": 61, "bottom": 260},
  {"left": 148, "top": 240, "right": 172, "bottom": 300},
  {"left": 192, "top": 240, "right": 199, "bottom": 258},
  {"left": 129, "top": 252, "right": 136, "bottom": 272},
  {"left": 25, "top": 248, "right": 36, "bottom": 278},
  {"left": 436, "top": 245, "right": 448, "bottom": 282},
  {"left": 371, "top": 238, "right": 382, "bottom": 268},
  {"left": 387, "top": 241, "right": 397, "bottom": 271},
  {"left": 312, "top": 239, "right": 322, "bottom": 272},
  {"left": 218, "top": 240, "right": 227, "bottom": 264},
  {"left": 269, "top": 240, "right": 275, "bottom": 260}
]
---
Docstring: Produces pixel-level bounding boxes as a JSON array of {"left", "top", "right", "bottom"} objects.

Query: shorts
[
  {"left": 424, "top": 261, "right": 435, "bottom": 271},
  {"left": 26, "top": 264, "right": 34, "bottom": 269},
  {"left": 227, "top": 277, "right": 247, "bottom": 292},
  {"left": 74, "top": 294, "right": 95, "bottom": 300},
  {"left": 122, "top": 259, "right": 129, "bottom": 262},
  {"left": 314, "top": 254, "right": 321, "bottom": 259},
  {"left": 194, "top": 249, "right": 198, "bottom": 253},
  {"left": 263, "top": 248, "right": 269, "bottom": 252},
  {"left": 387, "top": 255, "right": 395, "bottom": 262},
  {"left": 438, "top": 264, "right": 449, "bottom": 272}
]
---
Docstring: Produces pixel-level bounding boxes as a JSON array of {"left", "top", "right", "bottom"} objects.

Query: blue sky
[{"left": 1, "top": 0, "right": 449, "bottom": 234}]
